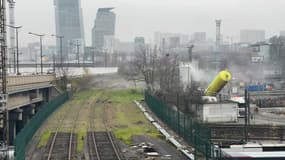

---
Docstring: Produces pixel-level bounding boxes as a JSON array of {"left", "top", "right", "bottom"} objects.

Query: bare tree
[
  {"left": 119, "top": 44, "right": 184, "bottom": 95},
  {"left": 156, "top": 53, "right": 182, "bottom": 94},
  {"left": 132, "top": 46, "right": 154, "bottom": 90},
  {"left": 118, "top": 61, "right": 144, "bottom": 88}
]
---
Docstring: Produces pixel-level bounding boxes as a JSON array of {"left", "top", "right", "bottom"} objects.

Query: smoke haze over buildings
[{"left": 16, "top": 0, "right": 285, "bottom": 46}]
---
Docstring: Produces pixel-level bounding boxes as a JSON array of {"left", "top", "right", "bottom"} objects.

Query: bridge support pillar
[{"left": 9, "top": 108, "right": 23, "bottom": 145}]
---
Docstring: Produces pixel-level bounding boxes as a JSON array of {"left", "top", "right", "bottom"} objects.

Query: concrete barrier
[{"left": 134, "top": 100, "right": 195, "bottom": 160}]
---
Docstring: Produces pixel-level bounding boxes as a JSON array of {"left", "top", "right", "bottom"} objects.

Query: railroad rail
[
  {"left": 87, "top": 132, "right": 100, "bottom": 160},
  {"left": 87, "top": 96, "right": 123, "bottom": 160},
  {"left": 44, "top": 105, "right": 70, "bottom": 160},
  {"left": 25, "top": 103, "right": 71, "bottom": 160},
  {"left": 46, "top": 103, "right": 82, "bottom": 160}
]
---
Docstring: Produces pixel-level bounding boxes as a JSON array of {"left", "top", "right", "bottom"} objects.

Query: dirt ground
[{"left": 26, "top": 73, "right": 188, "bottom": 160}]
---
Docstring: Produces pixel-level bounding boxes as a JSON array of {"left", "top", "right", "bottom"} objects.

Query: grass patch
[
  {"left": 37, "top": 131, "right": 51, "bottom": 148},
  {"left": 74, "top": 90, "right": 94, "bottom": 101},
  {"left": 107, "top": 90, "right": 160, "bottom": 144},
  {"left": 114, "top": 126, "right": 160, "bottom": 145},
  {"left": 106, "top": 89, "right": 143, "bottom": 103},
  {"left": 77, "top": 129, "right": 86, "bottom": 154}
]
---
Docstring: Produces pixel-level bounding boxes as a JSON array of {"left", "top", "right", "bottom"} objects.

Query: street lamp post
[
  {"left": 91, "top": 47, "right": 96, "bottom": 65},
  {"left": 70, "top": 40, "right": 81, "bottom": 65},
  {"left": 53, "top": 53, "right": 55, "bottom": 73},
  {"left": 51, "top": 34, "right": 64, "bottom": 68},
  {"left": 187, "top": 45, "right": 194, "bottom": 89},
  {"left": 76, "top": 40, "right": 80, "bottom": 65},
  {"left": 6, "top": 25, "right": 22, "bottom": 74},
  {"left": 29, "top": 32, "right": 45, "bottom": 74}
]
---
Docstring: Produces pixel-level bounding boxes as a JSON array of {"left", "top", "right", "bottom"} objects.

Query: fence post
[
  {"left": 177, "top": 93, "right": 180, "bottom": 135},
  {"left": 194, "top": 134, "right": 197, "bottom": 159},
  {"left": 183, "top": 114, "right": 186, "bottom": 138}
]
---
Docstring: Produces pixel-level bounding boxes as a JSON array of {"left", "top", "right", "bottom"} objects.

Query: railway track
[
  {"left": 46, "top": 132, "right": 75, "bottom": 160},
  {"left": 87, "top": 132, "right": 100, "bottom": 160},
  {"left": 26, "top": 105, "right": 71, "bottom": 160},
  {"left": 46, "top": 103, "right": 82, "bottom": 160},
  {"left": 87, "top": 96, "right": 123, "bottom": 160},
  {"left": 87, "top": 131, "right": 123, "bottom": 160}
]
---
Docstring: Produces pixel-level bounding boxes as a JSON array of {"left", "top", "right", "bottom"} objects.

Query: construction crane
[{"left": 7, "top": 0, "right": 15, "bottom": 73}]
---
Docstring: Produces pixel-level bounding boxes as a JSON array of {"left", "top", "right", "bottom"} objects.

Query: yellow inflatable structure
[{"left": 204, "top": 70, "right": 232, "bottom": 96}]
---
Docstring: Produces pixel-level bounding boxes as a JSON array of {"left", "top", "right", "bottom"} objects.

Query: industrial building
[
  {"left": 240, "top": 29, "right": 265, "bottom": 44},
  {"left": 154, "top": 32, "right": 189, "bottom": 52},
  {"left": 134, "top": 37, "right": 145, "bottom": 53},
  {"left": 191, "top": 32, "right": 206, "bottom": 43}
]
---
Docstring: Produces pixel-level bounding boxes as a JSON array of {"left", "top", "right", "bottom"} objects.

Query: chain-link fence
[
  {"left": 145, "top": 91, "right": 229, "bottom": 160},
  {"left": 14, "top": 92, "right": 69, "bottom": 160}
]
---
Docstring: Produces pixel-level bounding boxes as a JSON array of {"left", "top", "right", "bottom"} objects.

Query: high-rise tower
[
  {"left": 92, "top": 8, "right": 116, "bottom": 50},
  {"left": 54, "top": 0, "right": 85, "bottom": 60}
]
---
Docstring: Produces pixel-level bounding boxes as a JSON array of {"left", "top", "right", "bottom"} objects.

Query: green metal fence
[
  {"left": 14, "top": 92, "right": 69, "bottom": 160},
  {"left": 145, "top": 91, "right": 228, "bottom": 159}
]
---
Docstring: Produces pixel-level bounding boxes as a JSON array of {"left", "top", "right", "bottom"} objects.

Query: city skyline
[{"left": 14, "top": 0, "right": 285, "bottom": 46}]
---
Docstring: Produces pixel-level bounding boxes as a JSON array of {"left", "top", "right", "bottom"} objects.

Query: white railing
[{"left": 7, "top": 74, "right": 55, "bottom": 87}]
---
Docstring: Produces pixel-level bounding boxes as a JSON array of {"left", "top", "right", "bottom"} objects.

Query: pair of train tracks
[
  {"left": 87, "top": 97, "right": 123, "bottom": 160},
  {"left": 46, "top": 103, "right": 82, "bottom": 160},
  {"left": 43, "top": 93, "right": 124, "bottom": 160},
  {"left": 87, "top": 131, "right": 122, "bottom": 160},
  {"left": 46, "top": 132, "right": 77, "bottom": 160}
]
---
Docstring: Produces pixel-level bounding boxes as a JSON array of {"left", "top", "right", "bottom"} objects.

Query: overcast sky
[{"left": 15, "top": 0, "right": 285, "bottom": 46}]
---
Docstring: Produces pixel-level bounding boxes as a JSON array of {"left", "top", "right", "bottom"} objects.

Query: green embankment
[
  {"left": 103, "top": 90, "right": 160, "bottom": 144},
  {"left": 38, "top": 131, "right": 51, "bottom": 147},
  {"left": 37, "top": 89, "right": 160, "bottom": 152}
]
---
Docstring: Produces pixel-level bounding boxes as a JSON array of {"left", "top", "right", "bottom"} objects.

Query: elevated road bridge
[{"left": 0, "top": 74, "right": 59, "bottom": 144}]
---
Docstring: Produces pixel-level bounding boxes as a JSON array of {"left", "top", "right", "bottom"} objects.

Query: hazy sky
[{"left": 15, "top": 0, "right": 285, "bottom": 46}]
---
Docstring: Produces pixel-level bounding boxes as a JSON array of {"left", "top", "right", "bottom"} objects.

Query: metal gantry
[
  {"left": 7, "top": 0, "right": 15, "bottom": 74},
  {"left": 0, "top": 0, "right": 8, "bottom": 146}
]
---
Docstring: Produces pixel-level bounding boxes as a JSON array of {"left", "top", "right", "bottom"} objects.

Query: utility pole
[
  {"left": 244, "top": 89, "right": 251, "bottom": 143},
  {"left": 29, "top": 32, "right": 45, "bottom": 74},
  {"left": 6, "top": 25, "right": 22, "bottom": 75},
  {"left": 51, "top": 34, "right": 64, "bottom": 69},
  {"left": 104, "top": 49, "right": 107, "bottom": 67},
  {"left": 187, "top": 45, "right": 194, "bottom": 89},
  {"left": 53, "top": 53, "right": 55, "bottom": 73},
  {"left": 91, "top": 47, "right": 96, "bottom": 65},
  {"left": 35, "top": 52, "right": 37, "bottom": 73},
  {"left": 70, "top": 40, "right": 81, "bottom": 65},
  {"left": 16, "top": 27, "right": 20, "bottom": 74},
  {"left": 76, "top": 40, "right": 80, "bottom": 65}
]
